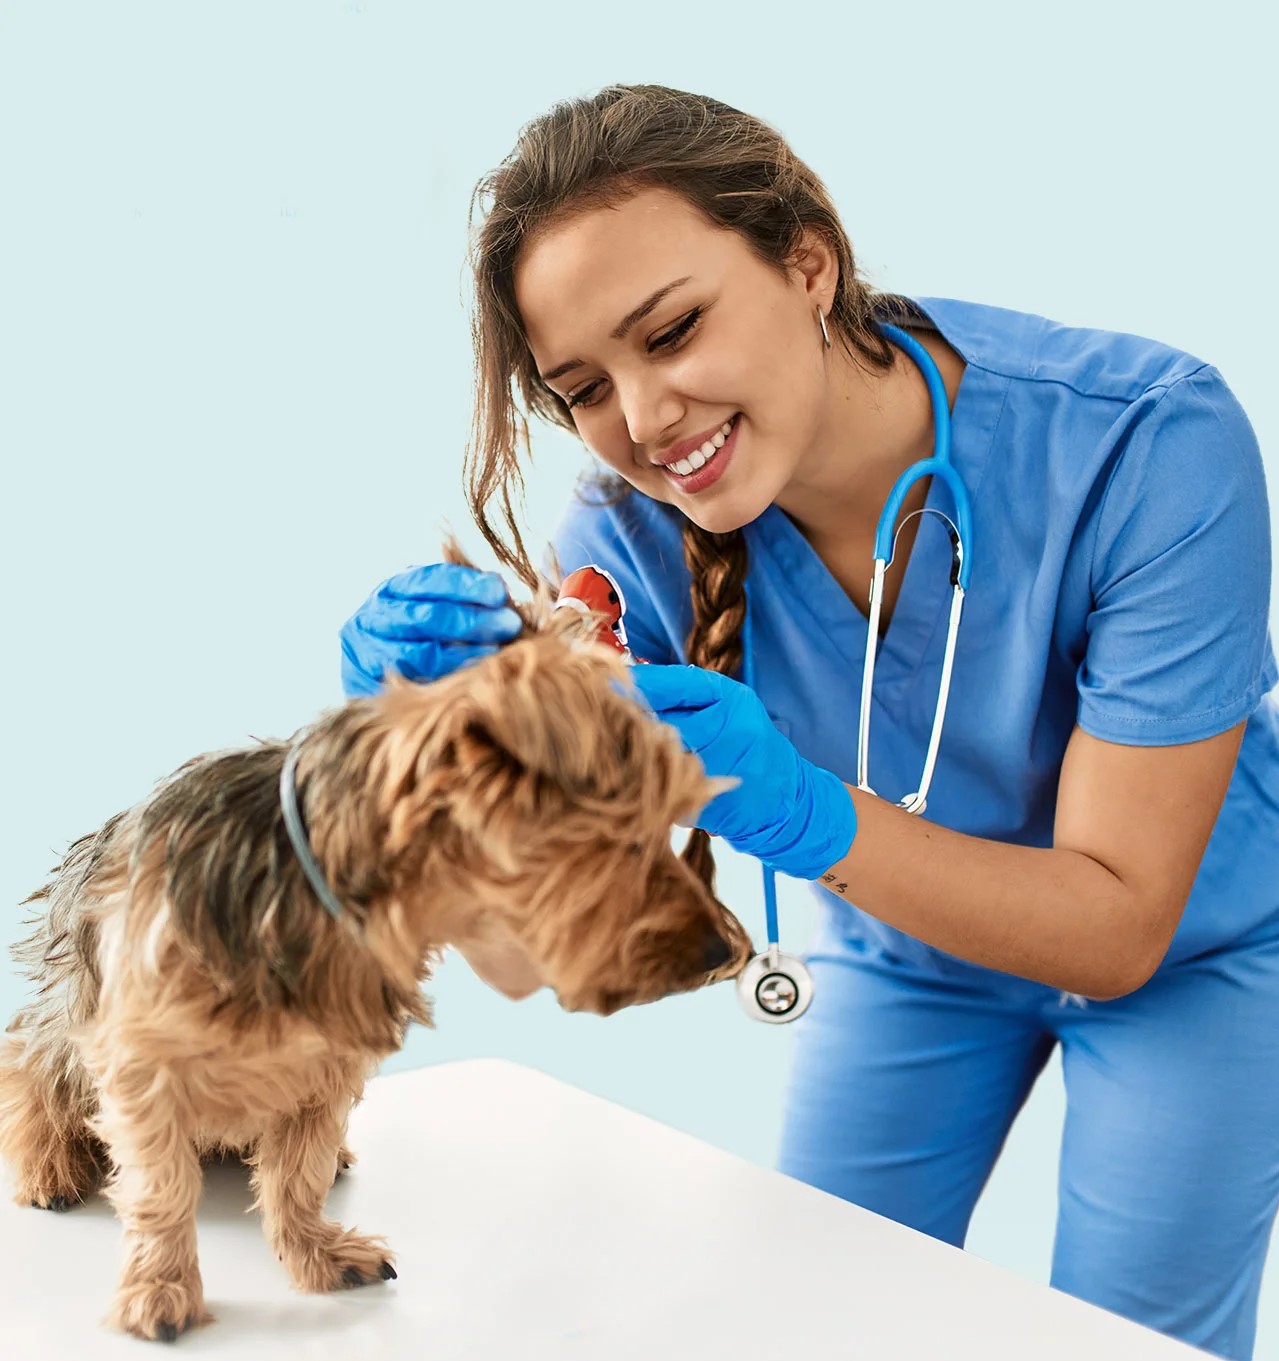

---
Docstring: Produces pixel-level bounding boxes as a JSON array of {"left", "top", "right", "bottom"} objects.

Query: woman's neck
[{"left": 776, "top": 327, "right": 966, "bottom": 547}]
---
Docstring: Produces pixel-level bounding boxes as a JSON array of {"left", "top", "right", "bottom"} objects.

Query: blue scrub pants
[{"left": 777, "top": 907, "right": 1279, "bottom": 1361}]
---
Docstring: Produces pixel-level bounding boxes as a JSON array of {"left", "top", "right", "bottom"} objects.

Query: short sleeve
[
  {"left": 1077, "top": 365, "right": 1276, "bottom": 745},
  {"left": 546, "top": 483, "right": 689, "bottom": 665}
]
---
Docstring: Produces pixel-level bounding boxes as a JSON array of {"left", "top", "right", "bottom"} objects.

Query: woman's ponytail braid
[{"left": 678, "top": 521, "right": 750, "bottom": 891}]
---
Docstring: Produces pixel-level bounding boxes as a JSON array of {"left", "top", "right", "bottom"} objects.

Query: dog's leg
[
  {"left": 249, "top": 1091, "right": 395, "bottom": 1293},
  {"left": 0, "top": 1035, "right": 109, "bottom": 1210},
  {"left": 89, "top": 1062, "right": 213, "bottom": 1342},
  {"left": 333, "top": 1104, "right": 358, "bottom": 1182}
]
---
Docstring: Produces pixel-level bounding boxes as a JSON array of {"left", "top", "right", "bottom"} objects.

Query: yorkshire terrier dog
[{"left": 0, "top": 578, "right": 752, "bottom": 1342}]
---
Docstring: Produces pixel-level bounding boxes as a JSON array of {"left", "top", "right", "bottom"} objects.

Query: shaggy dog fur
[{"left": 0, "top": 585, "right": 752, "bottom": 1341}]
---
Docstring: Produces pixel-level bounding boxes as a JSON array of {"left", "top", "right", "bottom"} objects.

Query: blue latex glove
[
  {"left": 340, "top": 562, "right": 524, "bottom": 698},
  {"left": 630, "top": 664, "right": 858, "bottom": 880}
]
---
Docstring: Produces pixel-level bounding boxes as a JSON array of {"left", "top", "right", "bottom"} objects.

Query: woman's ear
[{"left": 788, "top": 225, "right": 840, "bottom": 311}]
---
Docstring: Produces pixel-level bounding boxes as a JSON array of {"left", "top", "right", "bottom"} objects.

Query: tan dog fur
[{"left": 0, "top": 595, "right": 751, "bottom": 1341}]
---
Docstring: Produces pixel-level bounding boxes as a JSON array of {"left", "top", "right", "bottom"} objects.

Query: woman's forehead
[{"left": 514, "top": 187, "right": 745, "bottom": 354}]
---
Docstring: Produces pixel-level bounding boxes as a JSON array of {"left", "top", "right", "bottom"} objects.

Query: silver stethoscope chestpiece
[{"left": 736, "top": 946, "right": 814, "bottom": 1024}]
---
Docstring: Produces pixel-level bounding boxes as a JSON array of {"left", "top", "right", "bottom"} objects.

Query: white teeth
[{"left": 661, "top": 415, "right": 737, "bottom": 477}]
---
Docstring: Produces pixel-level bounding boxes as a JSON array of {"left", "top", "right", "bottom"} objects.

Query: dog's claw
[
  {"left": 339, "top": 1260, "right": 396, "bottom": 1287},
  {"left": 31, "top": 1194, "right": 74, "bottom": 1212}
]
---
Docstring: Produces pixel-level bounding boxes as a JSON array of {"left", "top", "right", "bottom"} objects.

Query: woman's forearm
[{"left": 815, "top": 786, "right": 1153, "bottom": 1000}]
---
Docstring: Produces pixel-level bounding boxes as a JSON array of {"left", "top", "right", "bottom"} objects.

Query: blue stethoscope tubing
[{"left": 737, "top": 321, "right": 974, "bottom": 1024}]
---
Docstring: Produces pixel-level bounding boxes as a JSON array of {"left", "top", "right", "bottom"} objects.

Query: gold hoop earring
[{"left": 816, "top": 306, "right": 832, "bottom": 350}]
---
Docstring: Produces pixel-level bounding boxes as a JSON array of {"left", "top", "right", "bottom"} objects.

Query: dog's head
[{"left": 324, "top": 609, "right": 753, "bottom": 1016}]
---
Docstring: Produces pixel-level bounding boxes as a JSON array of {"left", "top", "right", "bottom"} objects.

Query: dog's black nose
[{"left": 701, "top": 933, "right": 733, "bottom": 973}]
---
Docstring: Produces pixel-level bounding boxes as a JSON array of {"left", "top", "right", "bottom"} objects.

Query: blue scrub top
[{"left": 551, "top": 297, "right": 1279, "bottom": 980}]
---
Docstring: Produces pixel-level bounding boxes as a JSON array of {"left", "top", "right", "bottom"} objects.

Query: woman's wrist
[{"left": 725, "top": 760, "right": 858, "bottom": 880}]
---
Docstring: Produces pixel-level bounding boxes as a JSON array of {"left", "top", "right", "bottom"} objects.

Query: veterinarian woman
[{"left": 339, "top": 86, "right": 1279, "bottom": 1360}]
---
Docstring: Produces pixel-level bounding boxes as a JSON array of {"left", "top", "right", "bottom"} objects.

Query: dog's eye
[{"left": 626, "top": 842, "right": 643, "bottom": 856}]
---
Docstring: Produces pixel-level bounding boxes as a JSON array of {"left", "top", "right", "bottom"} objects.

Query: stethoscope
[{"left": 736, "top": 321, "right": 975, "bottom": 1024}]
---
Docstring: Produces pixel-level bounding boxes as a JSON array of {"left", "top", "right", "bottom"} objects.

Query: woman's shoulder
[
  {"left": 550, "top": 476, "right": 685, "bottom": 574},
  {"left": 907, "top": 295, "right": 1211, "bottom": 405}
]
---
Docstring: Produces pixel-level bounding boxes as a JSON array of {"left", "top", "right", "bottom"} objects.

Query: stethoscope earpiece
[{"left": 737, "top": 946, "right": 814, "bottom": 1024}]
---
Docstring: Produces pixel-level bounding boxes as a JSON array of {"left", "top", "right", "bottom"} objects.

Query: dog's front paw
[
  {"left": 283, "top": 1227, "right": 397, "bottom": 1293},
  {"left": 107, "top": 1275, "right": 214, "bottom": 1342},
  {"left": 19, "top": 1151, "right": 105, "bottom": 1211},
  {"left": 28, "top": 1191, "right": 79, "bottom": 1212}
]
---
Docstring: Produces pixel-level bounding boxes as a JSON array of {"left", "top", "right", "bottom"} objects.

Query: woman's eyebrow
[{"left": 538, "top": 276, "right": 693, "bottom": 384}]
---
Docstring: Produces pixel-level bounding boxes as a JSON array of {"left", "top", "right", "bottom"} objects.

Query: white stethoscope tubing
[{"left": 858, "top": 540, "right": 966, "bottom": 815}]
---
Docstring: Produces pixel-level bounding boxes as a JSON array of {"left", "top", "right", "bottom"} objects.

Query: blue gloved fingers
[
  {"left": 388, "top": 642, "right": 501, "bottom": 683},
  {"left": 378, "top": 562, "right": 510, "bottom": 608},
  {"left": 361, "top": 594, "right": 524, "bottom": 644},
  {"left": 629, "top": 663, "right": 736, "bottom": 713},
  {"left": 341, "top": 641, "right": 500, "bottom": 696},
  {"left": 339, "top": 616, "right": 502, "bottom": 698},
  {"left": 612, "top": 669, "right": 652, "bottom": 712},
  {"left": 635, "top": 666, "right": 767, "bottom": 742},
  {"left": 340, "top": 633, "right": 383, "bottom": 697},
  {"left": 340, "top": 561, "right": 521, "bottom": 700},
  {"left": 655, "top": 699, "right": 738, "bottom": 757}
]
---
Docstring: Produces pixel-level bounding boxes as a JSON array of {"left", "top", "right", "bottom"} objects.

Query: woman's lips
[{"left": 659, "top": 413, "right": 740, "bottom": 496}]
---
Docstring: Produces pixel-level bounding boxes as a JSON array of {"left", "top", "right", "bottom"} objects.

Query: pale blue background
[{"left": 3, "top": 0, "right": 1277, "bottom": 1350}]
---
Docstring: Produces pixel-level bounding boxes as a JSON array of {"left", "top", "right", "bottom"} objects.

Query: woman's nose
[{"left": 616, "top": 375, "right": 682, "bottom": 451}]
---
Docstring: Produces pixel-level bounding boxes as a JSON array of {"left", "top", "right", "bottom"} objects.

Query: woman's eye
[
  {"left": 651, "top": 307, "right": 702, "bottom": 352},
  {"left": 564, "top": 308, "right": 703, "bottom": 411}
]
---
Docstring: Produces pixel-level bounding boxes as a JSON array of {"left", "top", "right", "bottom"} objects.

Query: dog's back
[
  {"left": 6, "top": 811, "right": 128, "bottom": 1072},
  {"left": 0, "top": 810, "right": 135, "bottom": 1210},
  {"left": 6, "top": 740, "right": 285, "bottom": 1043}
]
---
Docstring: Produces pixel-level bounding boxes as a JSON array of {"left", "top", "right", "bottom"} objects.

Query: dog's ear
[
  {"left": 465, "top": 636, "right": 624, "bottom": 788},
  {"left": 374, "top": 632, "right": 714, "bottom": 864},
  {"left": 367, "top": 638, "right": 625, "bottom": 874},
  {"left": 460, "top": 636, "right": 738, "bottom": 850}
]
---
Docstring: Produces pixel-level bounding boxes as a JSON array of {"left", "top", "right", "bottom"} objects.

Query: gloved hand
[
  {"left": 630, "top": 664, "right": 857, "bottom": 881},
  {"left": 340, "top": 563, "right": 523, "bottom": 698}
]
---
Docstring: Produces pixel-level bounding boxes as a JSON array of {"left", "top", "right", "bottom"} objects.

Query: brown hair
[{"left": 464, "top": 83, "right": 909, "bottom": 878}]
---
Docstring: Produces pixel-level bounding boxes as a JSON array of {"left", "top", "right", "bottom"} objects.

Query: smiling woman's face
[{"left": 513, "top": 185, "right": 837, "bottom": 535}]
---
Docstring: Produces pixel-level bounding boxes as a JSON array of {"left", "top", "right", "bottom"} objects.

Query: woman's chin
[
  {"left": 637, "top": 458, "right": 774, "bottom": 535},
  {"left": 681, "top": 486, "right": 771, "bottom": 536}
]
